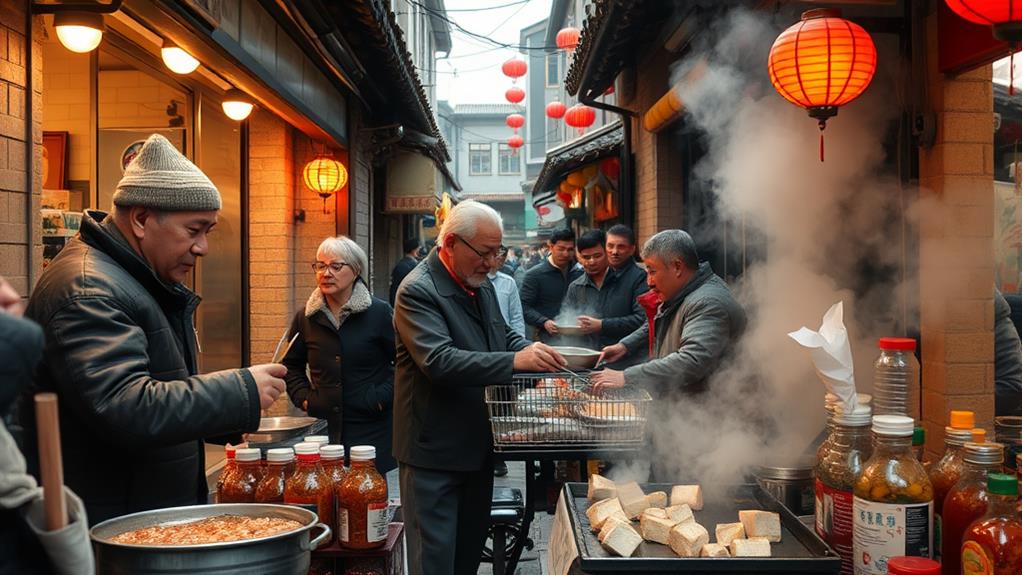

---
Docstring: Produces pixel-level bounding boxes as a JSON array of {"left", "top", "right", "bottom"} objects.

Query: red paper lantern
[
  {"left": 768, "top": 9, "right": 876, "bottom": 161},
  {"left": 564, "top": 103, "right": 596, "bottom": 134},
  {"left": 507, "top": 134, "right": 524, "bottom": 149},
  {"left": 546, "top": 101, "right": 566, "bottom": 119},
  {"left": 506, "top": 113, "right": 525, "bottom": 130},
  {"left": 505, "top": 86, "right": 525, "bottom": 104},
  {"left": 945, "top": 1, "right": 1022, "bottom": 41},
  {"left": 556, "top": 27, "right": 580, "bottom": 51},
  {"left": 501, "top": 58, "right": 528, "bottom": 82}
]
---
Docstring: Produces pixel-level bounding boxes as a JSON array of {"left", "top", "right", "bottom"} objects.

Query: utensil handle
[
  {"left": 305, "top": 523, "right": 333, "bottom": 550},
  {"left": 34, "top": 393, "right": 67, "bottom": 531}
]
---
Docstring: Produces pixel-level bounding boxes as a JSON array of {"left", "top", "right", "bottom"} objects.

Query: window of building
[
  {"left": 469, "top": 143, "right": 491, "bottom": 175},
  {"left": 499, "top": 143, "right": 520, "bottom": 174},
  {"left": 546, "top": 52, "right": 560, "bottom": 87}
]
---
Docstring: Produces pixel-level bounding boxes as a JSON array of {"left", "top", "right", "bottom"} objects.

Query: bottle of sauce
[
  {"left": 255, "top": 447, "right": 295, "bottom": 504},
  {"left": 940, "top": 441, "right": 1005, "bottom": 575},
  {"left": 815, "top": 403, "right": 873, "bottom": 575},
  {"left": 337, "top": 445, "right": 389, "bottom": 550},
  {"left": 913, "top": 427, "right": 926, "bottom": 463},
  {"left": 215, "top": 443, "right": 237, "bottom": 502},
  {"left": 929, "top": 409, "right": 974, "bottom": 563},
  {"left": 961, "top": 473, "right": 1022, "bottom": 575},
  {"left": 305, "top": 435, "right": 329, "bottom": 448},
  {"left": 853, "top": 415, "right": 933, "bottom": 574},
  {"left": 218, "top": 447, "right": 263, "bottom": 503},
  {"left": 284, "top": 442, "right": 334, "bottom": 533}
]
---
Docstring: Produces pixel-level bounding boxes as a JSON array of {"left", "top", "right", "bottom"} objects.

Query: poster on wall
[{"left": 42, "top": 131, "right": 68, "bottom": 190}]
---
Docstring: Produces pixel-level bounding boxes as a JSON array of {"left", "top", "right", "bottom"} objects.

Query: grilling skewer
[{"left": 34, "top": 392, "right": 67, "bottom": 530}]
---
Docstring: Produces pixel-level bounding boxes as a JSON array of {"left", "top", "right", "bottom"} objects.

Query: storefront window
[
  {"left": 469, "top": 143, "right": 491, "bottom": 175},
  {"left": 498, "top": 143, "right": 520, "bottom": 174}
]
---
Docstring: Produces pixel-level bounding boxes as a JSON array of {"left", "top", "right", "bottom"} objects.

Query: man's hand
[
  {"left": 590, "top": 368, "right": 626, "bottom": 395},
  {"left": 543, "top": 320, "right": 559, "bottom": 335},
  {"left": 0, "top": 276, "right": 24, "bottom": 316},
  {"left": 599, "top": 343, "right": 628, "bottom": 365},
  {"left": 577, "top": 315, "right": 602, "bottom": 334},
  {"left": 514, "top": 342, "right": 566, "bottom": 372},
  {"left": 250, "top": 363, "right": 287, "bottom": 410}
]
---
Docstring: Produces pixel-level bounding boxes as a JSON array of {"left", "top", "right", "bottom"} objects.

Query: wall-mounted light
[
  {"left": 161, "top": 40, "right": 199, "bottom": 74},
  {"left": 53, "top": 12, "right": 105, "bottom": 53},
  {"left": 222, "top": 89, "right": 254, "bottom": 121},
  {"left": 303, "top": 152, "right": 347, "bottom": 213}
]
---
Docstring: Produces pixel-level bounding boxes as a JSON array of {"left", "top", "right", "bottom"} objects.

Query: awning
[
  {"left": 385, "top": 150, "right": 441, "bottom": 214},
  {"left": 531, "top": 121, "right": 623, "bottom": 209}
]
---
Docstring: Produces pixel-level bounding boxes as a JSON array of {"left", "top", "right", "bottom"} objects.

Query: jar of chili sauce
[
  {"left": 255, "top": 448, "right": 295, "bottom": 504},
  {"left": 337, "top": 445, "right": 389, "bottom": 550},
  {"left": 961, "top": 473, "right": 1022, "bottom": 575},
  {"left": 214, "top": 444, "right": 237, "bottom": 502},
  {"left": 218, "top": 447, "right": 263, "bottom": 503},
  {"left": 284, "top": 442, "right": 334, "bottom": 534},
  {"left": 929, "top": 410, "right": 974, "bottom": 562},
  {"left": 321, "top": 444, "right": 347, "bottom": 490},
  {"left": 940, "top": 442, "right": 1004, "bottom": 575}
]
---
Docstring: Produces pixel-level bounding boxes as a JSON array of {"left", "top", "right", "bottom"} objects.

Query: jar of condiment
[
  {"left": 913, "top": 427, "right": 926, "bottom": 463},
  {"left": 929, "top": 410, "right": 974, "bottom": 562},
  {"left": 815, "top": 404, "right": 872, "bottom": 575},
  {"left": 218, "top": 447, "right": 263, "bottom": 503},
  {"left": 887, "top": 556, "right": 940, "bottom": 575},
  {"left": 305, "top": 435, "right": 329, "bottom": 448},
  {"left": 940, "top": 441, "right": 1004, "bottom": 575},
  {"left": 284, "top": 442, "right": 334, "bottom": 531},
  {"left": 255, "top": 447, "right": 295, "bottom": 504},
  {"left": 321, "top": 444, "right": 347, "bottom": 489},
  {"left": 853, "top": 415, "right": 933, "bottom": 574},
  {"left": 337, "top": 445, "right": 389, "bottom": 550},
  {"left": 961, "top": 473, "right": 1022, "bottom": 575},
  {"left": 215, "top": 444, "right": 237, "bottom": 502}
]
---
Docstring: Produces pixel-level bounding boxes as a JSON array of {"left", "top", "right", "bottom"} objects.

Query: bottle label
[
  {"left": 367, "top": 502, "right": 389, "bottom": 543},
  {"left": 338, "top": 508, "right": 349, "bottom": 543},
  {"left": 961, "top": 540, "right": 993, "bottom": 575},
  {"left": 815, "top": 480, "right": 855, "bottom": 575},
  {"left": 852, "top": 497, "right": 932, "bottom": 575}
]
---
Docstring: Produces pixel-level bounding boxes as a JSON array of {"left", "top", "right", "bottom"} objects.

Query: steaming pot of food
[
  {"left": 90, "top": 504, "right": 331, "bottom": 574},
  {"left": 551, "top": 346, "right": 602, "bottom": 369}
]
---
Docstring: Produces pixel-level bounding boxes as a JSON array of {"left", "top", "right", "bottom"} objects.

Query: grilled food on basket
[{"left": 577, "top": 401, "right": 638, "bottom": 421}]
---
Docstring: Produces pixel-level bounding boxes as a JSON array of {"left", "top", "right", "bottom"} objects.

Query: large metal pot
[
  {"left": 90, "top": 504, "right": 331, "bottom": 575},
  {"left": 754, "top": 461, "right": 815, "bottom": 516}
]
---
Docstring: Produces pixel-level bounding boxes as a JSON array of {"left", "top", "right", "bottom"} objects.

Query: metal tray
[
  {"left": 245, "top": 417, "right": 324, "bottom": 445},
  {"left": 563, "top": 482, "right": 840, "bottom": 574}
]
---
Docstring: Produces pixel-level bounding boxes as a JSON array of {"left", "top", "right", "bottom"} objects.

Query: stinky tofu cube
[
  {"left": 668, "top": 522, "right": 709, "bottom": 558},
  {"left": 730, "top": 537, "right": 772, "bottom": 557},
  {"left": 670, "top": 485, "right": 704, "bottom": 510},
  {"left": 586, "top": 497, "right": 625, "bottom": 532},
  {"left": 738, "top": 510, "right": 781, "bottom": 542},
  {"left": 664, "top": 504, "right": 694, "bottom": 525},
  {"left": 599, "top": 515, "right": 636, "bottom": 543},
  {"left": 646, "top": 491, "right": 668, "bottom": 508},
  {"left": 617, "top": 481, "right": 650, "bottom": 519},
  {"left": 640, "top": 507, "right": 668, "bottom": 521},
  {"left": 715, "top": 522, "right": 746, "bottom": 548},
  {"left": 588, "top": 474, "right": 617, "bottom": 501},
  {"left": 639, "top": 514, "right": 677, "bottom": 545},
  {"left": 700, "top": 543, "right": 731, "bottom": 557},
  {"left": 602, "top": 523, "right": 644, "bottom": 557}
]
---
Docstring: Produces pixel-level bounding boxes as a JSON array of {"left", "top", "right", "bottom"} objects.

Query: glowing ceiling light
[
  {"left": 54, "top": 12, "right": 104, "bottom": 53},
  {"left": 161, "top": 41, "right": 200, "bottom": 74},
  {"left": 222, "top": 89, "right": 254, "bottom": 121}
]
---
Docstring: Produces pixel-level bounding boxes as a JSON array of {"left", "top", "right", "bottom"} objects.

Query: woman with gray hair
[{"left": 282, "top": 235, "right": 397, "bottom": 473}]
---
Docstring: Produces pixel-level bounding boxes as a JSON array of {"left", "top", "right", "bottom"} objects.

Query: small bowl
[
  {"left": 551, "top": 346, "right": 601, "bottom": 369},
  {"left": 554, "top": 324, "right": 584, "bottom": 336}
]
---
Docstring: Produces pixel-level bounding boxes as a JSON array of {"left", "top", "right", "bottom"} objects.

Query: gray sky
[{"left": 434, "top": 0, "right": 554, "bottom": 105}]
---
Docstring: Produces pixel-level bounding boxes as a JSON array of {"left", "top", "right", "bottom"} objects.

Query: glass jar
[
  {"left": 940, "top": 442, "right": 1005, "bottom": 575},
  {"left": 815, "top": 404, "right": 873, "bottom": 575},
  {"left": 218, "top": 447, "right": 263, "bottom": 503},
  {"left": 961, "top": 473, "right": 1022, "bottom": 575},
  {"left": 255, "top": 447, "right": 295, "bottom": 504},
  {"left": 215, "top": 444, "right": 237, "bottom": 503},
  {"left": 929, "top": 410, "right": 975, "bottom": 562},
  {"left": 321, "top": 444, "right": 347, "bottom": 489},
  {"left": 913, "top": 427, "right": 926, "bottom": 463},
  {"left": 284, "top": 442, "right": 334, "bottom": 534},
  {"left": 305, "top": 435, "right": 329, "bottom": 448},
  {"left": 994, "top": 416, "right": 1022, "bottom": 473},
  {"left": 853, "top": 415, "right": 933, "bottom": 575},
  {"left": 872, "top": 338, "right": 918, "bottom": 416},
  {"left": 337, "top": 445, "right": 389, "bottom": 550}
]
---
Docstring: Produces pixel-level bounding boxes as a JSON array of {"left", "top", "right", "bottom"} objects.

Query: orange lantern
[
  {"left": 556, "top": 27, "right": 580, "bottom": 51},
  {"left": 767, "top": 9, "right": 876, "bottom": 161},
  {"left": 303, "top": 154, "right": 347, "bottom": 213},
  {"left": 505, "top": 86, "right": 525, "bottom": 104}
]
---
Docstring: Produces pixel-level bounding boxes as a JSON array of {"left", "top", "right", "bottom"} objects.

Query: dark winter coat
[
  {"left": 519, "top": 258, "right": 583, "bottom": 342},
  {"left": 389, "top": 256, "right": 418, "bottom": 306},
  {"left": 18, "top": 211, "right": 261, "bottom": 525},
  {"left": 561, "top": 262, "right": 648, "bottom": 356}
]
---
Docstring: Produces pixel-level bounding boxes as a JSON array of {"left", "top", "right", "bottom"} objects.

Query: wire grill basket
[{"left": 486, "top": 372, "right": 652, "bottom": 451}]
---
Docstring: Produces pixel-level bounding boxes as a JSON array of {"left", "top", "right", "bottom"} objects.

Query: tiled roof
[
  {"left": 453, "top": 104, "right": 522, "bottom": 116},
  {"left": 532, "top": 121, "right": 623, "bottom": 204}
]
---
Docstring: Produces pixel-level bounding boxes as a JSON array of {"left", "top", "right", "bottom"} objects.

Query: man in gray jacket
[{"left": 592, "top": 229, "right": 746, "bottom": 399}]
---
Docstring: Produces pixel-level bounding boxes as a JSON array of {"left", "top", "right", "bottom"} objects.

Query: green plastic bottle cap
[
  {"left": 987, "top": 473, "right": 1019, "bottom": 496},
  {"left": 912, "top": 426, "right": 925, "bottom": 446}
]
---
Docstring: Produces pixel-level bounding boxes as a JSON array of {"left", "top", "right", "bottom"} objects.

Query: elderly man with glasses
[{"left": 393, "top": 200, "right": 566, "bottom": 575}]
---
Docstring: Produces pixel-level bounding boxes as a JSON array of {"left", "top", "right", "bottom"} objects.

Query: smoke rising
[{"left": 629, "top": 8, "right": 915, "bottom": 491}]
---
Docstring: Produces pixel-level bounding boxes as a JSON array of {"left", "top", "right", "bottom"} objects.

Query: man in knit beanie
[{"left": 20, "top": 134, "right": 287, "bottom": 524}]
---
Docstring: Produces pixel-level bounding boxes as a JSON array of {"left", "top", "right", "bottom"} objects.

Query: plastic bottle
[
  {"left": 872, "top": 338, "right": 918, "bottom": 416},
  {"left": 304, "top": 435, "right": 329, "bottom": 447},
  {"left": 815, "top": 403, "right": 873, "bottom": 575},
  {"left": 336, "top": 445, "right": 389, "bottom": 550},
  {"left": 218, "top": 447, "right": 263, "bottom": 503},
  {"left": 255, "top": 447, "right": 295, "bottom": 504},
  {"left": 320, "top": 444, "right": 347, "bottom": 504},
  {"left": 852, "top": 415, "right": 933, "bottom": 574},
  {"left": 929, "top": 410, "right": 975, "bottom": 562},
  {"left": 284, "top": 442, "right": 334, "bottom": 532},
  {"left": 887, "top": 556, "right": 940, "bottom": 575},
  {"left": 961, "top": 473, "right": 1022, "bottom": 575},
  {"left": 215, "top": 444, "right": 237, "bottom": 502},
  {"left": 940, "top": 442, "right": 1005, "bottom": 575}
]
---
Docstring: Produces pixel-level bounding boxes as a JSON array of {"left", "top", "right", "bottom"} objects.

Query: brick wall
[
  {"left": 0, "top": 2, "right": 41, "bottom": 297},
  {"left": 918, "top": 12, "right": 996, "bottom": 458},
  {"left": 349, "top": 105, "right": 372, "bottom": 281}
]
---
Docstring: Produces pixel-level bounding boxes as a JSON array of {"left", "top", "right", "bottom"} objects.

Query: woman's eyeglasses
[{"left": 312, "top": 262, "right": 352, "bottom": 275}]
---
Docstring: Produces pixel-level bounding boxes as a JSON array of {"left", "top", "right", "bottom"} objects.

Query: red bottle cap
[
  {"left": 878, "top": 337, "right": 916, "bottom": 351},
  {"left": 886, "top": 556, "right": 940, "bottom": 575}
]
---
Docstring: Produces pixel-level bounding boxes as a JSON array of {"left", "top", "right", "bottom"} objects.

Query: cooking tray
[{"left": 562, "top": 482, "right": 839, "bottom": 574}]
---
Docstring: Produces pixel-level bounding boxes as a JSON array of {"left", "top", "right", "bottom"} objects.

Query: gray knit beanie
[{"left": 112, "top": 134, "right": 221, "bottom": 211}]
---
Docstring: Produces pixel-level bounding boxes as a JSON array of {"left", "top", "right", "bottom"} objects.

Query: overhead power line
[{"left": 408, "top": 0, "right": 553, "bottom": 51}]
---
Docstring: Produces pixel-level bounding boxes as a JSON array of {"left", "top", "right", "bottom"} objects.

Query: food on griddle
[
  {"left": 700, "top": 542, "right": 731, "bottom": 557},
  {"left": 536, "top": 377, "right": 569, "bottom": 389},
  {"left": 598, "top": 515, "right": 635, "bottom": 544},
  {"left": 578, "top": 401, "right": 638, "bottom": 420},
  {"left": 738, "top": 510, "right": 781, "bottom": 542},
  {"left": 715, "top": 521, "right": 746, "bottom": 548},
  {"left": 645, "top": 490, "right": 668, "bottom": 508},
  {"left": 601, "top": 522, "right": 644, "bottom": 557},
  {"left": 670, "top": 484, "right": 704, "bottom": 510},
  {"left": 639, "top": 514, "right": 677, "bottom": 545},
  {"left": 110, "top": 515, "right": 302, "bottom": 545},
  {"left": 538, "top": 389, "right": 589, "bottom": 417},
  {"left": 664, "top": 503, "right": 694, "bottom": 525},
  {"left": 668, "top": 521, "right": 709, "bottom": 557},
  {"left": 586, "top": 497, "right": 626, "bottom": 531},
  {"left": 640, "top": 507, "right": 667, "bottom": 521},
  {"left": 587, "top": 473, "right": 617, "bottom": 501},
  {"left": 729, "top": 537, "right": 772, "bottom": 557},
  {"left": 616, "top": 481, "right": 650, "bottom": 519}
]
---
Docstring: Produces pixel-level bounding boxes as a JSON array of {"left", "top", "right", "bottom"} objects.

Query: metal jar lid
[
  {"left": 754, "top": 458, "right": 814, "bottom": 481},
  {"left": 945, "top": 427, "right": 974, "bottom": 446},
  {"left": 963, "top": 441, "right": 1005, "bottom": 466}
]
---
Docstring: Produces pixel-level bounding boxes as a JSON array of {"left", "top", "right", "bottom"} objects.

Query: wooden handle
[{"left": 34, "top": 393, "right": 67, "bottom": 531}]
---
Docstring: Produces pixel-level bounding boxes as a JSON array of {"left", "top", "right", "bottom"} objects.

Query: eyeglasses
[
  {"left": 312, "top": 261, "right": 352, "bottom": 275},
  {"left": 456, "top": 236, "right": 507, "bottom": 262}
]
